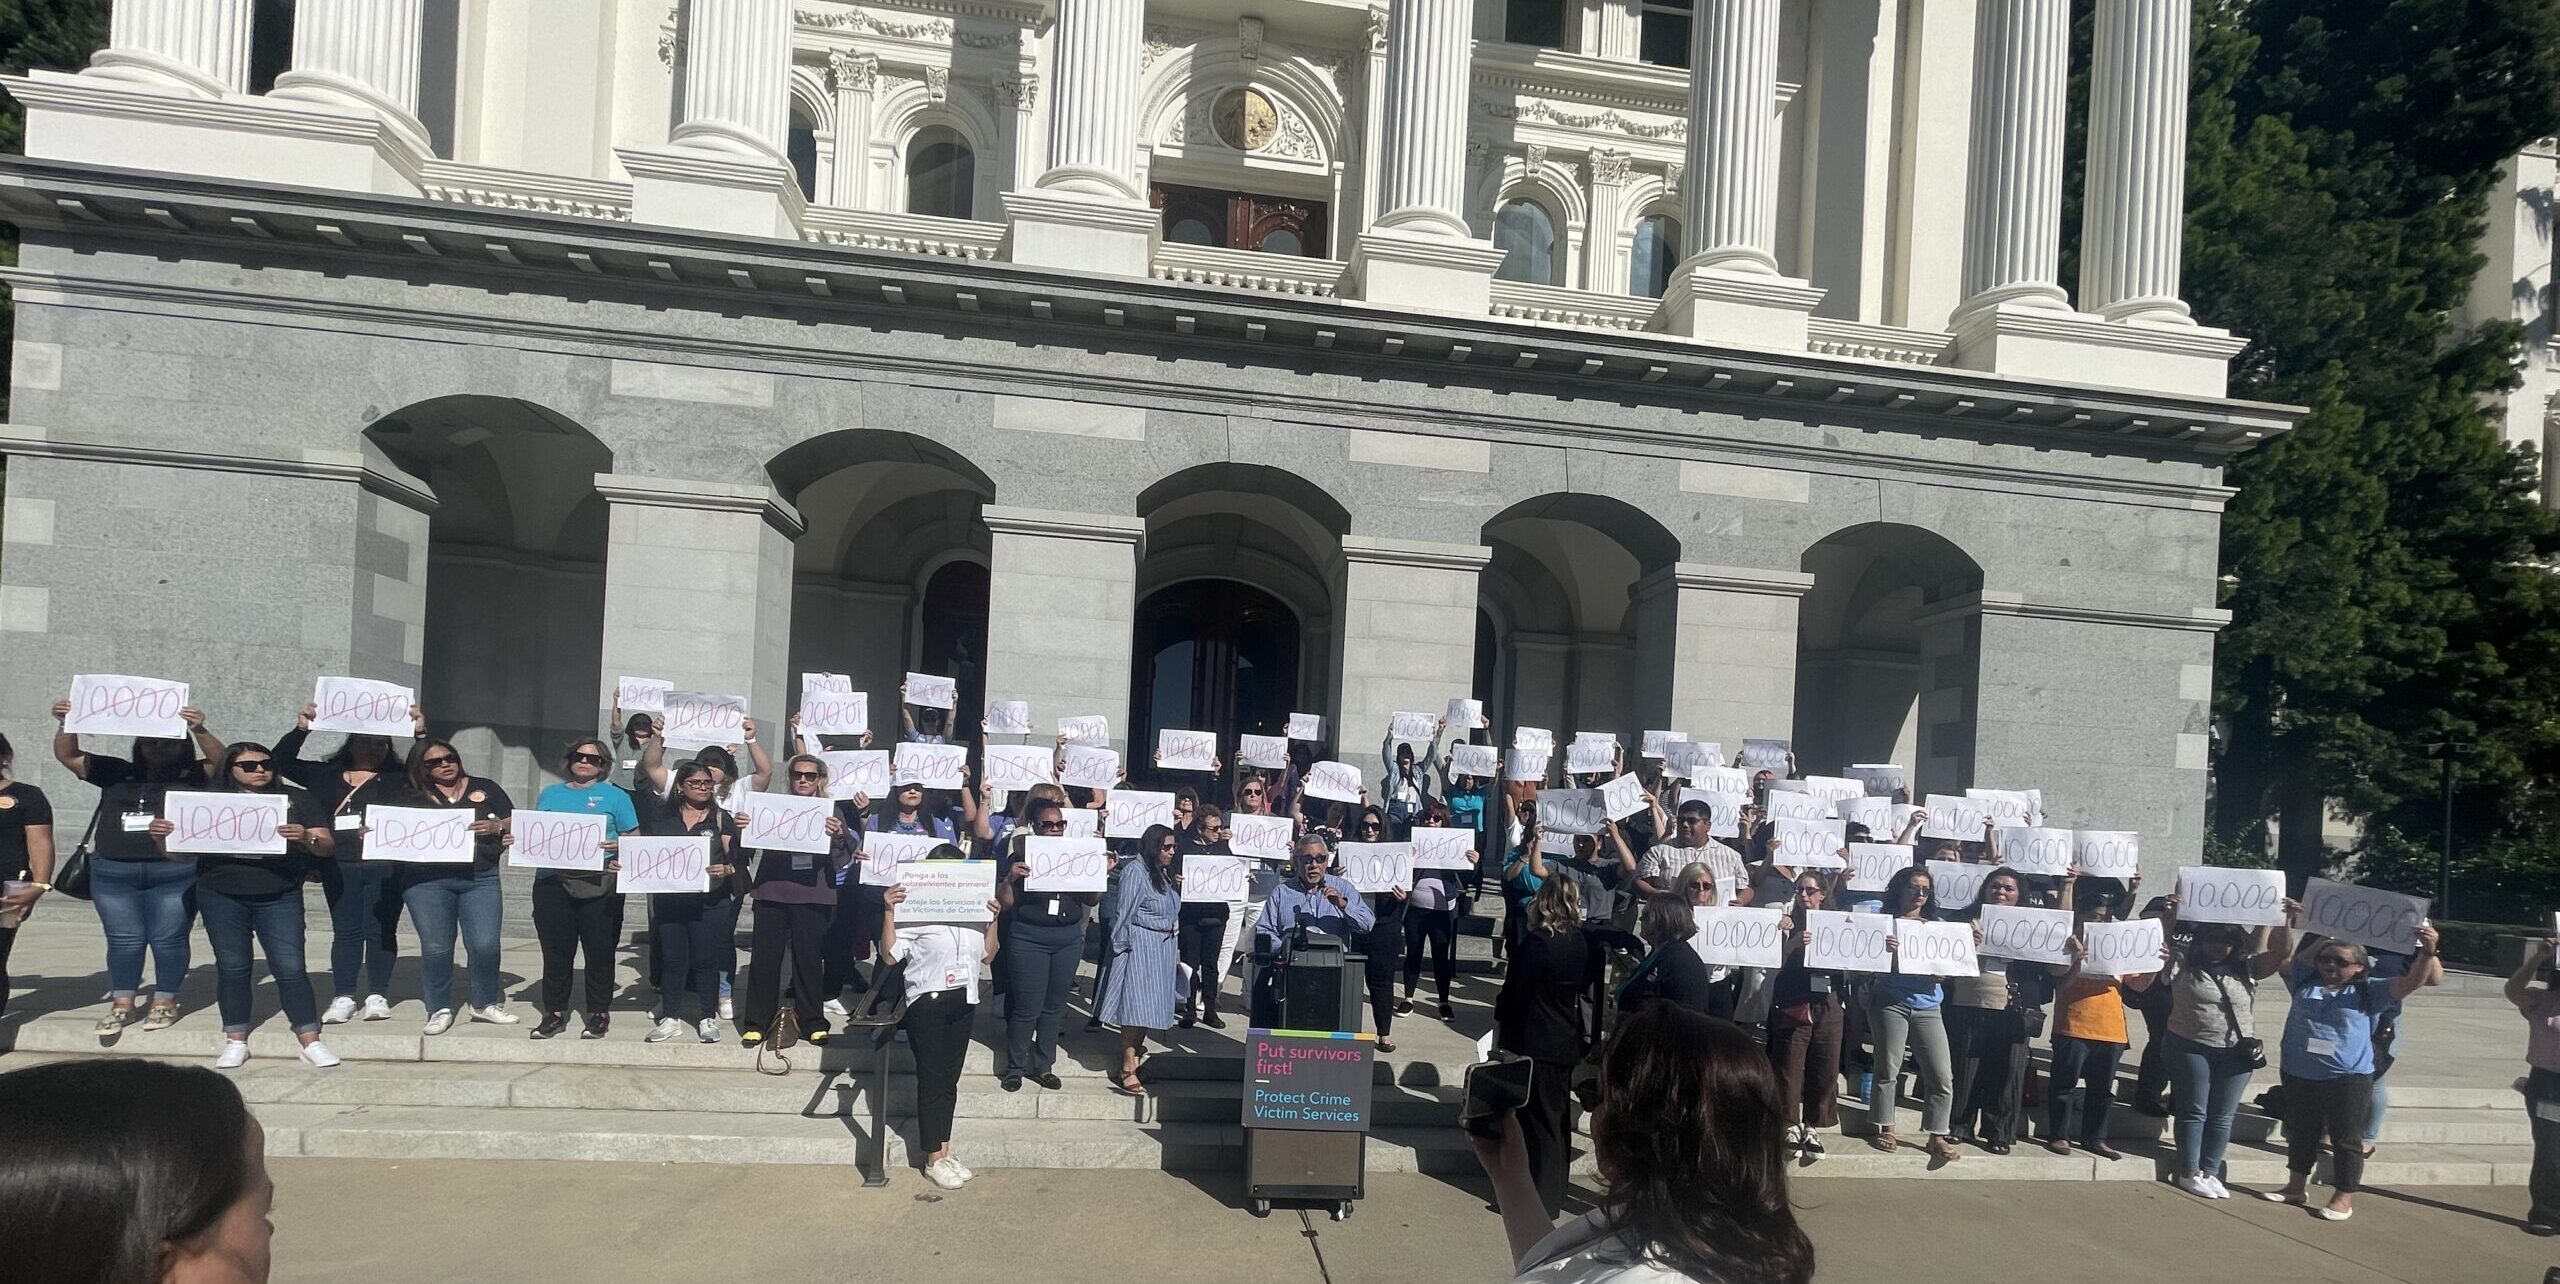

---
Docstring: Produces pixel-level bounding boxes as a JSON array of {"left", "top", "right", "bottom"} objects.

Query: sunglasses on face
[
  {"left": 423, "top": 755, "right": 459, "bottom": 768},
  {"left": 1242, "top": 788, "right": 1266, "bottom": 798},
  {"left": 233, "top": 760, "right": 274, "bottom": 772},
  {"left": 567, "top": 752, "right": 609, "bottom": 767},
  {"left": 788, "top": 770, "right": 824, "bottom": 781},
  {"left": 1158, "top": 842, "right": 1178, "bottom": 853},
  {"left": 1034, "top": 820, "right": 1066, "bottom": 832},
  {"left": 681, "top": 778, "right": 716, "bottom": 790}
]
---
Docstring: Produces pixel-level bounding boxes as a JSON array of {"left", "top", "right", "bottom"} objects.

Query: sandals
[
  {"left": 1927, "top": 1136, "right": 1964, "bottom": 1164},
  {"left": 1109, "top": 1068, "right": 1146, "bottom": 1097},
  {"left": 94, "top": 1006, "right": 133, "bottom": 1036},
  {"left": 1868, "top": 1130, "right": 1899, "bottom": 1153},
  {"left": 1376, "top": 1038, "right": 1396, "bottom": 1054},
  {"left": 140, "top": 1003, "right": 180, "bottom": 1032}
]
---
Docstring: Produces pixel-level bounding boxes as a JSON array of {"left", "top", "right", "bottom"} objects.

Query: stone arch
[
  {"left": 1792, "top": 522, "right": 1986, "bottom": 792},
  {"left": 1139, "top": 43, "right": 1348, "bottom": 174},
  {"left": 1478, "top": 493, "right": 1679, "bottom": 744},
  {"left": 876, "top": 77, "right": 1003, "bottom": 217}
]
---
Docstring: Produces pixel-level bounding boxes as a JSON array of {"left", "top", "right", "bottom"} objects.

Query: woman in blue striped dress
[{"left": 1101, "top": 824, "right": 1181, "bottom": 1095}]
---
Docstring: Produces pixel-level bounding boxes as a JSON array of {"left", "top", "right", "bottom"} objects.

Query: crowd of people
[{"left": 0, "top": 681, "right": 2533, "bottom": 1242}]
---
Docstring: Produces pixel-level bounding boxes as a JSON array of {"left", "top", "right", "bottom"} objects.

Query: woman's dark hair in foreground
[
  {"left": 1594, "top": 1003, "right": 1815, "bottom": 1284},
  {"left": 0, "top": 1058, "right": 255, "bottom": 1284}
]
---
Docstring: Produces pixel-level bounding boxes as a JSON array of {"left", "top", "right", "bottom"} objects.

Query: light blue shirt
[
  {"left": 1255, "top": 874, "right": 1376, "bottom": 952},
  {"left": 531, "top": 781, "right": 640, "bottom": 883}
]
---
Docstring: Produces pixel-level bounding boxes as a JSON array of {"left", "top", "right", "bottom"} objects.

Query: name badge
[
  {"left": 619, "top": 759, "right": 638, "bottom": 771},
  {"left": 2304, "top": 1037, "right": 2338, "bottom": 1057},
  {"left": 1046, "top": 897, "right": 1061, "bottom": 918},
  {"left": 333, "top": 814, "right": 364, "bottom": 831},
  {"left": 120, "top": 812, "right": 154, "bottom": 833}
]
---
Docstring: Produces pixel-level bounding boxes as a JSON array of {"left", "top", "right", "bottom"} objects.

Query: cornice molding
[
  {"left": 1909, "top": 590, "right": 2231, "bottom": 633},
  {"left": 592, "top": 472, "right": 805, "bottom": 537},
  {"left": 1342, "top": 534, "right": 1493, "bottom": 573},
  {"left": 0, "top": 423, "right": 441, "bottom": 512},
  {"left": 980, "top": 505, "right": 1147, "bottom": 547}
]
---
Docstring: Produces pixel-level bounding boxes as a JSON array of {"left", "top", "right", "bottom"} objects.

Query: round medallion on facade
[{"left": 1213, "top": 88, "right": 1279, "bottom": 152}]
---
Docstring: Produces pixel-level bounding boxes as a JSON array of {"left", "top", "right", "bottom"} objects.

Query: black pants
[
  {"left": 1364, "top": 907, "right": 1404, "bottom": 1038},
  {"left": 1402, "top": 906, "right": 1456, "bottom": 1004},
  {"left": 2281, "top": 1071, "right": 2374, "bottom": 1192},
  {"left": 822, "top": 882, "right": 882, "bottom": 996},
  {"left": 1519, "top": 1058, "right": 1578, "bottom": 1218},
  {"left": 2132, "top": 990, "right": 2174, "bottom": 1107},
  {"left": 1945, "top": 1005, "right": 2029, "bottom": 1146},
  {"left": 2047, "top": 1036, "right": 2124, "bottom": 1145},
  {"left": 531, "top": 880, "right": 623, "bottom": 1016},
  {"left": 2529, "top": 1068, "right": 2560, "bottom": 1227},
  {"left": 1177, "top": 901, "right": 1230, "bottom": 1016},
  {"left": 743, "top": 899, "right": 829, "bottom": 1036},
  {"left": 902, "top": 989, "right": 976, "bottom": 1155},
  {"left": 652, "top": 894, "right": 735, "bottom": 1023},
  {"left": 0, "top": 918, "right": 17, "bottom": 1019},
  {"left": 1767, "top": 995, "right": 1845, "bottom": 1128},
  {"left": 1005, "top": 919, "right": 1083, "bottom": 1078}
]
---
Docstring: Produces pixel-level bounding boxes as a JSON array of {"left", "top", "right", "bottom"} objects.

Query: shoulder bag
[
  {"left": 51, "top": 806, "right": 103, "bottom": 901},
  {"left": 2208, "top": 969, "right": 2266, "bottom": 1069}
]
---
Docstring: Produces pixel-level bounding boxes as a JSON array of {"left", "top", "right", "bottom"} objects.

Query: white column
[
  {"left": 1003, "top": 0, "right": 1157, "bottom": 275},
  {"left": 828, "top": 51, "right": 878, "bottom": 208},
  {"left": 270, "top": 0, "right": 429, "bottom": 151},
  {"left": 1356, "top": 6, "right": 1389, "bottom": 237},
  {"left": 997, "top": 71, "right": 1041, "bottom": 196},
  {"left": 1345, "top": 0, "right": 1505, "bottom": 313},
  {"left": 1653, "top": 0, "right": 1824, "bottom": 347},
  {"left": 2079, "top": 0, "right": 2194, "bottom": 325},
  {"left": 615, "top": 0, "right": 800, "bottom": 238},
  {"left": 1956, "top": 0, "right": 2071, "bottom": 315},
  {"left": 87, "top": 0, "right": 252, "bottom": 96},
  {"left": 671, "top": 0, "right": 792, "bottom": 160},
  {"left": 1584, "top": 149, "right": 1630, "bottom": 294}
]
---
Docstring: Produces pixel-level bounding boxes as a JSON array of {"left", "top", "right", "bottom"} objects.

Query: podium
[{"left": 1242, "top": 929, "right": 1372, "bottom": 1220}]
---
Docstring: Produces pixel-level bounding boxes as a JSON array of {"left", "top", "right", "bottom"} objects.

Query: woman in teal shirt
[{"left": 529, "top": 738, "right": 639, "bottom": 1039}]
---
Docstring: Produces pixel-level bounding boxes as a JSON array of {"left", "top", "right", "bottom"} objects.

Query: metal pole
[{"left": 2439, "top": 748, "right": 2455, "bottom": 920}]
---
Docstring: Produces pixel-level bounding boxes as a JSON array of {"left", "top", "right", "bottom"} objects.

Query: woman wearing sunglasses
[
  {"left": 1097, "top": 824, "right": 1182, "bottom": 1096},
  {"left": 387, "top": 738, "right": 517, "bottom": 1035},
  {"left": 2265, "top": 917, "right": 2441, "bottom": 1220},
  {"left": 1872, "top": 865, "right": 1965, "bottom": 1164},
  {"left": 1768, "top": 870, "right": 1847, "bottom": 1157},
  {"left": 1349, "top": 805, "right": 1411, "bottom": 1052},
  {"left": 997, "top": 793, "right": 1095, "bottom": 1089},
  {"left": 157, "top": 742, "right": 340, "bottom": 1068},
  {"left": 529, "top": 738, "right": 640, "bottom": 1039},
  {"left": 738, "top": 754, "right": 854, "bottom": 1047},
  {"left": 642, "top": 762, "right": 743, "bottom": 1043},
  {"left": 1174, "top": 803, "right": 1235, "bottom": 1029},
  {"left": 1399, "top": 798, "right": 1476, "bottom": 1022},
  {"left": 274, "top": 701, "right": 415, "bottom": 1028},
  {"left": 51, "top": 697, "right": 222, "bottom": 1035}
]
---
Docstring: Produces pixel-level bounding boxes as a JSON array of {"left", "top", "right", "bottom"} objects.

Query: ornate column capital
[
  {"left": 1589, "top": 148, "right": 1633, "bottom": 187},
  {"left": 994, "top": 70, "right": 1038, "bottom": 110},
  {"left": 828, "top": 50, "right": 878, "bottom": 94}
]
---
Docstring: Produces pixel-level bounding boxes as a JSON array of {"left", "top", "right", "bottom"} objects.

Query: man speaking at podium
[{"left": 1251, "top": 838, "right": 1375, "bottom": 1027}]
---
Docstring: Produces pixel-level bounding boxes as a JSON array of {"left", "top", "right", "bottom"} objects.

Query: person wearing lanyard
[
  {"left": 0, "top": 732, "right": 57, "bottom": 1023},
  {"left": 1173, "top": 803, "right": 1234, "bottom": 1029},
  {"left": 642, "top": 763, "right": 742, "bottom": 1044},
  {"left": 51, "top": 697, "right": 222, "bottom": 1036},
  {"left": 1346, "top": 807, "right": 1411, "bottom": 1052},
  {"left": 273, "top": 703, "right": 416, "bottom": 1027},
  {"left": 2264, "top": 922, "right": 2441, "bottom": 1220},
  {"left": 529, "top": 739, "right": 639, "bottom": 1040},
  {"left": 159, "top": 742, "right": 340, "bottom": 1068},
  {"left": 997, "top": 798, "right": 1098, "bottom": 1091},
  {"left": 2505, "top": 936, "right": 2560, "bottom": 1235},
  {"left": 388, "top": 739, "right": 518, "bottom": 1035},
  {"left": 881, "top": 864, "right": 1000, "bottom": 1189},
  {"left": 1399, "top": 798, "right": 1478, "bottom": 1022},
  {"left": 737, "top": 754, "right": 853, "bottom": 1048}
]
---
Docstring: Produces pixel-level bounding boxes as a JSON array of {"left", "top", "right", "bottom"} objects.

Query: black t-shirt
[
  {"left": 0, "top": 780, "right": 56, "bottom": 881},
  {"left": 82, "top": 754, "right": 206, "bottom": 862},
  {"left": 193, "top": 788, "right": 329, "bottom": 899},
  {"left": 1001, "top": 830, "right": 1098, "bottom": 928},
  {"left": 645, "top": 801, "right": 741, "bottom": 900},
  {"left": 1622, "top": 941, "right": 1717, "bottom": 1016},
  {"left": 406, "top": 777, "right": 515, "bottom": 875}
]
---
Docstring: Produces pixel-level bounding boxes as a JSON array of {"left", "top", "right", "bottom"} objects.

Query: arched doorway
[
  {"left": 364, "top": 395, "right": 609, "bottom": 802},
  {"left": 1478, "top": 494, "right": 1680, "bottom": 744},
  {"left": 1130, "top": 580, "right": 1301, "bottom": 777},
  {"left": 1793, "top": 524, "right": 1984, "bottom": 792}
]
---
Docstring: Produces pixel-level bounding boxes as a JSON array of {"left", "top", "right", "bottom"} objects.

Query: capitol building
[{"left": 0, "top": 0, "right": 2291, "bottom": 880}]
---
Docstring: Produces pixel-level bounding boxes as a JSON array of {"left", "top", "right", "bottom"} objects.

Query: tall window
[
  {"left": 1629, "top": 214, "right": 1681, "bottom": 298},
  {"left": 906, "top": 127, "right": 975, "bottom": 219},
  {"left": 1640, "top": 0, "right": 1692, "bottom": 68},
  {"left": 1493, "top": 201, "right": 1559, "bottom": 285},
  {"left": 787, "top": 113, "right": 819, "bottom": 202},
  {"left": 1505, "top": 0, "right": 1569, "bottom": 48}
]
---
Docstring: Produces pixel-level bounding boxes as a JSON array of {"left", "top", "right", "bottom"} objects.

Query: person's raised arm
[
  {"left": 2251, "top": 906, "right": 2296, "bottom": 981},
  {"left": 740, "top": 719, "right": 773, "bottom": 792},
  {"left": 962, "top": 768, "right": 993, "bottom": 842},
  {"left": 2509, "top": 938, "right": 2554, "bottom": 1013},
  {"left": 2055, "top": 870, "right": 2078, "bottom": 913},
  {"left": 878, "top": 887, "right": 902, "bottom": 959},
  {"left": 1604, "top": 819, "right": 1638, "bottom": 878},
  {"left": 183, "top": 707, "right": 221, "bottom": 768},
  {"left": 640, "top": 716, "right": 671, "bottom": 794},
  {"left": 1524, "top": 822, "right": 1550, "bottom": 882},
  {"left": 1469, "top": 1113, "right": 1556, "bottom": 1271},
  {"left": 48, "top": 700, "right": 89, "bottom": 779},
  {"left": 2391, "top": 923, "right": 2443, "bottom": 1001}
]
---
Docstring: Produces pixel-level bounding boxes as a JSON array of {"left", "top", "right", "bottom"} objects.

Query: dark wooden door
[{"left": 1150, "top": 183, "right": 1328, "bottom": 257}]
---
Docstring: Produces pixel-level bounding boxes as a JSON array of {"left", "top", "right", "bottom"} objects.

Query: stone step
[{"left": 1833, "top": 1097, "right": 2528, "bottom": 1146}]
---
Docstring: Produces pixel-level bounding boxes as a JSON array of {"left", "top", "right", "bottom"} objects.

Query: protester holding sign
[
  {"left": 1347, "top": 807, "right": 1411, "bottom": 1051},
  {"left": 1944, "top": 869, "right": 2033, "bottom": 1155},
  {"left": 2502, "top": 937, "right": 2560, "bottom": 1235},
  {"left": 640, "top": 714, "right": 773, "bottom": 813},
  {"left": 2041, "top": 883, "right": 2154, "bottom": 1159},
  {"left": 528, "top": 738, "right": 640, "bottom": 1039},
  {"left": 1437, "top": 741, "right": 1493, "bottom": 899},
  {"left": 640, "top": 764, "right": 742, "bottom": 1044},
  {"left": 274, "top": 702, "right": 416, "bottom": 1027},
  {"left": 161, "top": 743, "right": 339, "bottom": 1069},
  {"left": 2264, "top": 922, "right": 2443, "bottom": 1220},
  {"left": 1495, "top": 876, "right": 1600, "bottom": 1218},
  {"left": 880, "top": 874, "right": 1002, "bottom": 1190},
  {"left": 1400, "top": 799, "right": 1477, "bottom": 1023},
  {"left": 1871, "top": 866, "right": 1964, "bottom": 1164},
  {"left": 1174, "top": 804, "right": 1235, "bottom": 1029},
  {"left": 383, "top": 739, "right": 517, "bottom": 1035},
  {"left": 2155, "top": 912, "right": 2289, "bottom": 1199},
  {"left": 1768, "top": 872, "right": 1847, "bottom": 1157},
  {"left": 1378, "top": 728, "right": 1439, "bottom": 835},
  {"left": 1098, "top": 825, "right": 1182, "bottom": 1096},
  {"left": 996, "top": 797, "right": 1097, "bottom": 1091},
  {"left": 738, "top": 754, "right": 855, "bottom": 1049},
  {"left": 52, "top": 696, "right": 221, "bottom": 1036}
]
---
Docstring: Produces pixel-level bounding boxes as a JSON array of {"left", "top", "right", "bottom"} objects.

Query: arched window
[
  {"left": 787, "top": 112, "right": 819, "bottom": 202},
  {"left": 1493, "top": 200, "right": 1559, "bottom": 286},
  {"left": 906, "top": 126, "right": 975, "bottom": 220},
  {"left": 1629, "top": 214, "right": 1681, "bottom": 298}
]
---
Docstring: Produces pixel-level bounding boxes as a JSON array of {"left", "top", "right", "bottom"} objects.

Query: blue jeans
[
  {"left": 2165, "top": 1031, "right": 2257, "bottom": 1176},
  {"left": 650, "top": 894, "right": 736, "bottom": 1022},
  {"left": 197, "top": 885, "right": 320, "bottom": 1035},
  {"left": 89, "top": 857, "right": 195, "bottom": 999},
  {"left": 320, "top": 858, "right": 400, "bottom": 999},
  {"left": 402, "top": 865, "right": 505, "bottom": 1012}
]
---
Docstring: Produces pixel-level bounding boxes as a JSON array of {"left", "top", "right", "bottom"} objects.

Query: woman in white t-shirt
[{"left": 881, "top": 869, "right": 1001, "bottom": 1190}]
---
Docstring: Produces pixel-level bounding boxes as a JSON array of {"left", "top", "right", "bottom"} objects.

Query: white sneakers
[
  {"left": 697, "top": 1018, "right": 722, "bottom": 1044},
  {"left": 718, "top": 996, "right": 735, "bottom": 1021},
  {"left": 360, "top": 994, "right": 392, "bottom": 1021},
  {"left": 645, "top": 1016, "right": 687, "bottom": 1044},
  {"left": 423, "top": 1008, "right": 455, "bottom": 1036},
  {"left": 823, "top": 997, "right": 851, "bottom": 1020},
  {"left": 215, "top": 1040, "right": 251, "bottom": 1069},
  {"left": 469, "top": 1003, "right": 520, "bottom": 1025},
  {"left": 2176, "top": 1173, "right": 2231, "bottom": 1200},
  {"left": 924, "top": 1156, "right": 968, "bottom": 1190},
  {"left": 298, "top": 1041, "right": 341, "bottom": 1069},
  {"left": 948, "top": 1157, "right": 975, "bottom": 1182},
  {"left": 322, "top": 996, "right": 358, "bottom": 1025}
]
